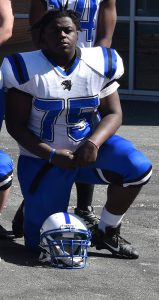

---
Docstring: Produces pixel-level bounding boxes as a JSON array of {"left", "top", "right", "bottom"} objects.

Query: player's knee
[
  {"left": 0, "top": 151, "right": 13, "bottom": 190},
  {"left": 0, "top": 150, "right": 13, "bottom": 173},
  {"left": 0, "top": 179, "right": 12, "bottom": 191},
  {"left": 124, "top": 151, "right": 152, "bottom": 187}
]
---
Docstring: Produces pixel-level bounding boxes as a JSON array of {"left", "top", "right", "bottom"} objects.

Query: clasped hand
[{"left": 52, "top": 141, "right": 98, "bottom": 169}]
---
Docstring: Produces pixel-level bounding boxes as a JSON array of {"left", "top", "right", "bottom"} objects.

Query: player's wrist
[
  {"left": 87, "top": 138, "right": 100, "bottom": 150},
  {"left": 48, "top": 148, "right": 56, "bottom": 163}
]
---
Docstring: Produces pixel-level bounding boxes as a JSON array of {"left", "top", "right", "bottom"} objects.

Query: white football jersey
[
  {"left": 1, "top": 47, "right": 124, "bottom": 157},
  {"left": 45, "top": 0, "right": 102, "bottom": 47}
]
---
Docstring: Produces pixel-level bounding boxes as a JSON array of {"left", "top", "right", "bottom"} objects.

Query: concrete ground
[{"left": 0, "top": 100, "right": 159, "bottom": 300}]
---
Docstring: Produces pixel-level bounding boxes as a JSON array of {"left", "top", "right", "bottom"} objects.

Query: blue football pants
[{"left": 17, "top": 135, "right": 152, "bottom": 251}]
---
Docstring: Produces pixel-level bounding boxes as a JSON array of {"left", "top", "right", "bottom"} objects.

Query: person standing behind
[
  {"left": 12, "top": 0, "right": 117, "bottom": 235},
  {"left": 0, "top": 0, "right": 14, "bottom": 237}
]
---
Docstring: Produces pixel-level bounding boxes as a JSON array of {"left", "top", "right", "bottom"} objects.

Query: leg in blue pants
[{"left": 18, "top": 135, "right": 152, "bottom": 251}]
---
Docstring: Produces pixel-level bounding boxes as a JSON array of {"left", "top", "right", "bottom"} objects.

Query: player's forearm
[
  {"left": 6, "top": 123, "right": 75, "bottom": 168},
  {"left": 95, "top": 17, "right": 116, "bottom": 47},
  {"left": 95, "top": 0, "right": 117, "bottom": 47},
  {"left": 89, "top": 90, "right": 122, "bottom": 148},
  {"left": 6, "top": 123, "right": 53, "bottom": 161},
  {"left": 87, "top": 112, "right": 122, "bottom": 149},
  {"left": 94, "top": 37, "right": 113, "bottom": 48}
]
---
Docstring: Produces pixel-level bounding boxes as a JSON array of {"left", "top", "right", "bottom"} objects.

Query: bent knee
[
  {"left": 123, "top": 151, "right": 152, "bottom": 187},
  {"left": 0, "top": 150, "right": 13, "bottom": 190},
  {"left": 0, "top": 150, "right": 13, "bottom": 172}
]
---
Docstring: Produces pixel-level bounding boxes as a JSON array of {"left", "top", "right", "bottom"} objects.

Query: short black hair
[{"left": 31, "top": 9, "right": 82, "bottom": 33}]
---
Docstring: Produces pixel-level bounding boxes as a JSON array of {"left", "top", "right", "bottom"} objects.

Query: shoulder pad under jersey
[
  {"left": 1, "top": 50, "right": 45, "bottom": 88},
  {"left": 80, "top": 47, "right": 124, "bottom": 80}
]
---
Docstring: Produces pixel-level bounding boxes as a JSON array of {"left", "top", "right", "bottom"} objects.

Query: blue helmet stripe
[{"left": 64, "top": 212, "right": 71, "bottom": 224}]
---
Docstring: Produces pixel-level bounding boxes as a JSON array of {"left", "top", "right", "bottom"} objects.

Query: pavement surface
[{"left": 0, "top": 100, "right": 159, "bottom": 300}]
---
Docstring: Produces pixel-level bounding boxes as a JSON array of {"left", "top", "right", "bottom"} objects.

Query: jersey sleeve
[
  {"left": 1, "top": 57, "right": 20, "bottom": 89},
  {"left": 1, "top": 52, "right": 37, "bottom": 95},
  {"left": 99, "top": 48, "right": 124, "bottom": 98},
  {"left": 101, "top": 48, "right": 124, "bottom": 81},
  {"left": 81, "top": 46, "right": 124, "bottom": 79},
  {"left": 100, "top": 81, "right": 120, "bottom": 98}
]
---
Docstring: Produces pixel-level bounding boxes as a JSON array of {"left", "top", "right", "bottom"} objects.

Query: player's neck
[{"left": 43, "top": 50, "right": 76, "bottom": 70}]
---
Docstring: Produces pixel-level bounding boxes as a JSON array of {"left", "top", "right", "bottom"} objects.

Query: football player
[
  {"left": 0, "top": 0, "right": 14, "bottom": 238},
  {"left": 12, "top": 0, "right": 117, "bottom": 235},
  {"left": 2, "top": 9, "right": 152, "bottom": 258}
]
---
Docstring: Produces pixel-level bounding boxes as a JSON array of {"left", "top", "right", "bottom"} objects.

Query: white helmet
[{"left": 39, "top": 212, "right": 91, "bottom": 269}]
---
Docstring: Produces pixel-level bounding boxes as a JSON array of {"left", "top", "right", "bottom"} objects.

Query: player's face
[{"left": 41, "top": 17, "right": 78, "bottom": 57}]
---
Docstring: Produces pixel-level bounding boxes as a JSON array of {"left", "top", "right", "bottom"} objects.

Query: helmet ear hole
[{"left": 39, "top": 212, "right": 91, "bottom": 269}]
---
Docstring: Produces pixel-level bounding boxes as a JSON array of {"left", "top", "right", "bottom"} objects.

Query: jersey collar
[{"left": 42, "top": 48, "right": 81, "bottom": 77}]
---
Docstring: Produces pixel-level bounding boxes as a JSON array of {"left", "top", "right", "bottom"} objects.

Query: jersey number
[{"left": 34, "top": 96, "right": 99, "bottom": 142}]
